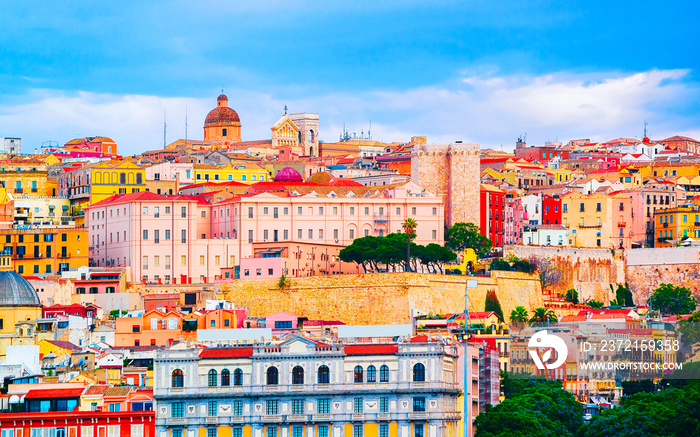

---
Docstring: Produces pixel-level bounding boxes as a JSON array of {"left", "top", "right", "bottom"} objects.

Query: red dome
[
  {"left": 205, "top": 106, "right": 241, "bottom": 126},
  {"left": 217, "top": 94, "right": 228, "bottom": 102}
]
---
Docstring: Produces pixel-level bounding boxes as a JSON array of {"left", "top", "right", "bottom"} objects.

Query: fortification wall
[
  {"left": 212, "top": 271, "right": 543, "bottom": 325},
  {"left": 625, "top": 247, "right": 700, "bottom": 303}
]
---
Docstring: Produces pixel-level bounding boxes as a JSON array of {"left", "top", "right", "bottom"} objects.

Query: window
[
  {"left": 354, "top": 397, "right": 363, "bottom": 413},
  {"left": 292, "top": 365, "right": 304, "bottom": 384},
  {"left": 354, "top": 366, "right": 363, "bottom": 383},
  {"left": 267, "top": 429, "right": 277, "bottom": 437},
  {"left": 181, "top": 230, "right": 187, "bottom": 243},
  {"left": 275, "top": 320, "right": 292, "bottom": 329},
  {"left": 292, "top": 399, "right": 305, "bottom": 415},
  {"left": 349, "top": 229, "right": 355, "bottom": 239},
  {"left": 432, "top": 207, "right": 437, "bottom": 215},
  {"left": 172, "top": 402, "right": 183, "bottom": 417},
  {"left": 353, "top": 426, "right": 363, "bottom": 437},
  {"left": 208, "top": 400, "right": 217, "bottom": 416},
  {"left": 380, "top": 365, "right": 389, "bottom": 382},
  {"left": 233, "top": 430, "right": 242, "bottom": 437},
  {"left": 171, "top": 369, "right": 184, "bottom": 388},
  {"left": 292, "top": 427, "right": 303, "bottom": 437},
  {"left": 266, "top": 400, "right": 278, "bottom": 415},
  {"left": 432, "top": 230, "right": 437, "bottom": 240},
  {"left": 413, "top": 363, "right": 425, "bottom": 382},
  {"left": 267, "top": 367, "right": 279, "bottom": 385},
  {"left": 308, "top": 229, "right": 313, "bottom": 239},
  {"left": 233, "top": 368, "right": 243, "bottom": 386},
  {"left": 207, "top": 429, "right": 216, "bottom": 437},
  {"left": 380, "top": 397, "right": 388, "bottom": 413},
  {"left": 414, "top": 424, "right": 424, "bottom": 437},
  {"left": 233, "top": 400, "right": 243, "bottom": 416},
  {"left": 596, "top": 202, "right": 601, "bottom": 212},
  {"left": 367, "top": 365, "right": 376, "bottom": 382},
  {"left": 380, "top": 425, "right": 389, "bottom": 437},
  {"left": 413, "top": 396, "right": 426, "bottom": 412},
  {"left": 143, "top": 206, "right": 148, "bottom": 215},
  {"left": 318, "top": 365, "right": 330, "bottom": 384},
  {"left": 181, "top": 207, "right": 187, "bottom": 217},
  {"left": 318, "top": 426, "right": 329, "bottom": 437},
  {"left": 364, "top": 207, "right": 369, "bottom": 215},
  {"left": 317, "top": 398, "right": 330, "bottom": 414},
  {"left": 154, "top": 230, "right": 160, "bottom": 243}
]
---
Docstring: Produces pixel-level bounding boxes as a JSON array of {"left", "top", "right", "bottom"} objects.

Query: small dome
[
  {"left": 0, "top": 271, "right": 41, "bottom": 307},
  {"left": 308, "top": 171, "right": 332, "bottom": 185},
  {"left": 274, "top": 167, "right": 303, "bottom": 182},
  {"left": 217, "top": 94, "right": 228, "bottom": 102}
]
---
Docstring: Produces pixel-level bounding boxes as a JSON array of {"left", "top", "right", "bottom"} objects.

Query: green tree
[
  {"left": 512, "top": 259, "right": 535, "bottom": 274},
  {"left": 415, "top": 243, "right": 456, "bottom": 274},
  {"left": 649, "top": 283, "right": 698, "bottom": 315},
  {"left": 565, "top": 288, "right": 579, "bottom": 305},
  {"left": 484, "top": 289, "right": 504, "bottom": 322},
  {"left": 678, "top": 310, "right": 700, "bottom": 346},
  {"left": 529, "top": 307, "right": 557, "bottom": 325},
  {"left": 586, "top": 299, "right": 604, "bottom": 309},
  {"left": 338, "top": 235, "right": 379, "bottom": 272},
  {"left": 509, "top": 306, "right": 529, "bottom": 327},
  {"left": 445, "top": 222, "right": 492, "bottom": 258},
  {"left": 489, "top": 258, "right": 512, "bottom": 271},
  {"left": 610, "top": 283, "right": 635, "bottom": 307},
  {"left": 528, "top": 257, "right": 561, "bottom": 290}
]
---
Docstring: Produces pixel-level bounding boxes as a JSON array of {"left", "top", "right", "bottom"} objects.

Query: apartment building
[
  {"left": 0, "top": 228, "right": 88, "bottom": 275},
  {"left": 561, "top": 192, "right": 633, "bottom": 248},
  {"left": 479, "top": 184, "right": 505, "bottom": 248},
  {"left": 154, "top": 336, "right": 463, "bottom": 437},
  {"left": 653, "top": 202, "right": 700, "bottom": 247}
]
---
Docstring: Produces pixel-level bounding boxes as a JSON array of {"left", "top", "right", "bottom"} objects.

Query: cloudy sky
[{"left": 1, "top": 1, "right": 699, "bottom": 155}]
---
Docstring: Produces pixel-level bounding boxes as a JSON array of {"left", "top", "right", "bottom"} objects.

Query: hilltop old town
[{"left": 0, "top": 93, "right": 699, "bottom": 437}]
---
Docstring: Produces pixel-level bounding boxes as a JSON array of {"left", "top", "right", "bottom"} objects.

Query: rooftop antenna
[
  {"left": 163, "top": 110, "right": 167, "bottom": 148},
  {"left": 185, "top": 102, "right": 189, "bottom": 146},
  {"left": 368, "top": 120, "right": 372, "bottom": 140},
  {"left": 644, "top": 121, "right": 648, "bottom": 138}
]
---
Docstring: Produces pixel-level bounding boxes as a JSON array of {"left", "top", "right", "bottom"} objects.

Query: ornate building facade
[{"left": 154, "top": 336, "right": 461, "bottom": 437}]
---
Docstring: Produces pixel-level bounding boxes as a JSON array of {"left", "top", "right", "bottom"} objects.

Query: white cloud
[{"left": 0, "top": 69, "right": 698, "bottom": 155}]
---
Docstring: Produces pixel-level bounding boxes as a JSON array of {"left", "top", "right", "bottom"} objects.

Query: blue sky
[{"left": 1, "top": 1, "right": 699, "bottom": 154}]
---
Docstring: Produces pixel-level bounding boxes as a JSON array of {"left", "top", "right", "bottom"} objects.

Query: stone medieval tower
[{"left": 411, "top": 142, "right": 480, "bottom": 227}]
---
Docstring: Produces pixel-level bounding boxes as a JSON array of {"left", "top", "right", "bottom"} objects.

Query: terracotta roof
[
  {"left": 25, "top": 388, "right": 85, "bottom": 399},
  {"left": 83, "top": 385, "right": 110, "bottom": 396},
  {"left": 199, "top": 348, "right": 254, "bottom": 359},
  {"left": 344, "top": 344, "right": 398, "bottom": 355},
  {"left": 303, "top": 320, "right": 346, "bottom": 327},
  {"left": 87, "top": 191, "right": 209, "bottom": 208},
  {"left": 104, "top": 386, "right": 133, "bottom": 397},
  {"left": 560, "top": 315, "right": 586, "bottom": 323}
]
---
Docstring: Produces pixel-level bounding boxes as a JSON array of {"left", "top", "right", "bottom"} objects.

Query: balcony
[
  {"left": 288, "top": 415, "right": 308, "bottom": 422},
  {"left": 313, "top": 414, "right": 331, "bottom": 422},
  {"left": 352, "top": 414, "right": 365, "bottom": 421},
  {"left": 618, "top": 222, "right": 626, "bottom": 227},
  {"left": 695, "top": 222, "right": 700, "bottom": 227},
  {"left": 373, "top": 214, "right": 390, "bottom": 223},
  {"left": 579, "top": 223, "right": 602, "bottom": 228},
  {"left": 261, "top": 415, "right": 283, "bottom": 423}
]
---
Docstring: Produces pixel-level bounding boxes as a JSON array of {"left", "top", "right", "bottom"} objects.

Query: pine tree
[{"left": 484, "top": 289, "right": 504, "bottom": 322}]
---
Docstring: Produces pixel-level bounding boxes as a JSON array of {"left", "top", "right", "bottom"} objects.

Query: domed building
[
  {"left": 203, "top": 93, "right": 242, "bottom": 143},
  {"left": 274, "top": 167, "right": 304, "bottom": 183},
  {"left": 0, "top": 256, "right": 42, "bottom": 357}
]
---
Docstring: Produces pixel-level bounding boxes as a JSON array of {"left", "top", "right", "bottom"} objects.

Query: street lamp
[{"left": 464, "top": 279, "right": 478, "bottom": 437}]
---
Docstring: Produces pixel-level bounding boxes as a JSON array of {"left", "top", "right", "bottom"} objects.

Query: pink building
[
  {"left": 504, "top": 195, "right": 524, "bottom": 245},
  {"left": 623, "top": 187, "right": 680, "bottom": 247},
  {"left": 86, "top": 177, "right": 445, "bottom": 283}
]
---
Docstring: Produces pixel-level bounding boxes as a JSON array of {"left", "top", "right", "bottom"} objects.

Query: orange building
[
  {"left": 64, "top": 136, "right": 118, "bottom": 156},
  {"left": 115, "top": 309, "right": 185, "bottom": 347},
  {"left": 203, "top": 94, "right": 241, "bottom": 143}
]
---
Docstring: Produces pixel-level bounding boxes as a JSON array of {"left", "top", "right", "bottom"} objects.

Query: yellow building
[
  {"left": 0, "top": 228, "right": 88, "bottom": 275},
  {"left": 193, "top": 163, "right": 268, "bottom": 184},
  {"left": 58, "top": 160, "right": 146, "bottom": 215},
  {"left": 13, "top": 197, "right": 72, "bottom": 227},
  {"left": 547, "top": 168, "right": 573, "bottom": 183},
  {"left": 0, "top": 257, "right": 43, "bottom": 358},
  {"left": 562, "top": 191, "right": 633, "bottom": 248},
  {"left": 632, "top": 162, "right": 700, "bottom": 179},
  {"left": 653, "top": 202, "right": 700, "bottom": 247},
  {"left": 0, "top": 159, "right": 56, "bottom": 197}
]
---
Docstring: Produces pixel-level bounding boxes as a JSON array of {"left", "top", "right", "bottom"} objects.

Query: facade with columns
[{"left": 153, "top": 336, "right": 462, "bottom": 437}]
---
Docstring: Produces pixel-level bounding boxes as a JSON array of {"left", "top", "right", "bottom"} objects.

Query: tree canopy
[
  {"left": 445, "top": 222, "right": 492, "bottom": 257},
  {"left": 649, "top": 283, "right": 697, "bottom": 316},
  {"left": 484, "top": 289, "right": 504, "bottom": 322}
]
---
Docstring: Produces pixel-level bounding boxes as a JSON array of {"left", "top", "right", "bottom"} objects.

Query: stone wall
[
  {"left": 508, "top": 245, "right": 700, "bottom": 305},
  {"left": 213, "top": 271, "right": 543, "bottom": 325}
]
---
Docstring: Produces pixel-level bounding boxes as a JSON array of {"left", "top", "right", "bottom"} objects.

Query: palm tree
[
  {"left": 402, "top": 218, "right": 418, "bottom": 272},
  {"left": 509, "top": 306, "right": 529, "bottom": 327},
  {"left": 529, "top": 307, "right": 558, "bottom": 325}
]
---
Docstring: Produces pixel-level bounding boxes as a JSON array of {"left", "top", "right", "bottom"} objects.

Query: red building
[
  {"left": 42, "top": 304, "right": 98, "bottom": 319},
  {"left": 514, "top": 138, "right": 570, "bottom": 165},
  {"left": 480, "top": 184, "right": 506, "bottom": 248},
  {"left": 542, "top": 196, "right": 562, "bottom": 225},
  {"left": 659, "top": 135, "right": 700, "bottom": 154}
]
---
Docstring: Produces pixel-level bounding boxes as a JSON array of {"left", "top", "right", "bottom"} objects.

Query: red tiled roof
[
  {"left": 199, "top": 348, "right": 253, "bottom": 359},
  {"left": 608, "top": 329, "right": 653, "bottom": 335},
  {"left": 87, "top": 191, "right": 209, "bottom": 208},
  {"left": 560, "top": 315, "right": 587, "bottom": 323},
  {"left": 303, "top": 320, "right": 346, "bottom": 327},
  {"left": 344, "top": 344, "right": 398, "bottom": 355},
  {"left": 25, "top": 388, "right": 85, "bottom": 399}
]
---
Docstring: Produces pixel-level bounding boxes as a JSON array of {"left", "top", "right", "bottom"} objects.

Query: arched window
[
  {"left": 267, "top": 367, "right": 279, "bottom": 385},
  {"left": 413, "top": 363, "right": 425, "bottom": 382},
  {"left": 172, "top": 369, "right": 184, "bottom": 388},
  {"left": 136, "top": 173, "right": 143, "bottom": 184},
  {"left": 222, "top": 128, "right": 228, "bottom": 137},
  {"left": 234, "top": 368, "right": 243, "bottom": 386},
  {"left": 367, "top": 365, "right": 377, "bottom": 383},
  {"left": 309, "top": 130, "right": 315, "bottom": 143},
  {"left": 221, "top": 369, "right": 230, "bottom": 386},
  {"left": 317, "top": 365, "right": 330, "bottom": 384},
  {"left": 354, "top": 365, "right": 363, "bottom": 383},
  {"left": 120, "top": 173, "right": 126, "bottom": 184},
  {"left": 292, "top": 366, "right": 304, "bottom": 385},
  {"left": 208, "top": 369, "right": 218, "bottom": 386},
  {"left": 380, "top": 365, "right": 389, "bottom": 382}
]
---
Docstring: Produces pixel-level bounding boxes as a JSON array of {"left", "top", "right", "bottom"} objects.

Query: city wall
[
  {"left": 507, "top": 245, "right": 700, "bottom": 305},
  {"left": 210, "top": 271, "right": 543, "bottom": 325}
]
